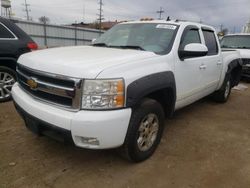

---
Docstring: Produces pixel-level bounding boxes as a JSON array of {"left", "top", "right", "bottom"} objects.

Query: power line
[
  {"left": 156, "top": 7, "right": 164, "bottom": 20},
  {"left": 22, "top": 0, "right": 31, "bottom": 21}
]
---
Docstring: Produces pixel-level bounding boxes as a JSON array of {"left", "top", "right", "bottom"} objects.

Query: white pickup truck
[
  {"left": 221, "top": 33, "right": 250, "bottom": 81},
  {"left": 12, "top": 20, "right": 242, "bottom": 162}
]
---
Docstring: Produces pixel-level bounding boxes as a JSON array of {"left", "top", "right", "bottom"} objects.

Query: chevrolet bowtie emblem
[{"left": 27, "top": 78, "right": 38, "bottom": 90}]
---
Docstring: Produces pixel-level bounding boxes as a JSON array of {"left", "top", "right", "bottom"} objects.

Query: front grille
[
  {"left": 242, "top": 58, "right": 250, "bottom": 65},
  {"left": 242, "top": 59, "right": 250, "bottom": 75},
  {"left": 242, "top": 66, "right": 250, "bottom": 74},
  {"left": 17, "top": 64, "right": 82, "bottom": 110}
]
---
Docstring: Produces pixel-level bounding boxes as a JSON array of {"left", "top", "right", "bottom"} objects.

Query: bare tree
[
  {"left": 39, "top": 16, "right": 50, "bottom": 24},
  {"left": 222, "top": 28, "right": 229, "bottom": 35}
]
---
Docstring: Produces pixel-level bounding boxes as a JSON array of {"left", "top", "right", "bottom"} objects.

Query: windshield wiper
[
  {"left": 221, "top": 45, "right": 233, "bottom": 48},
  {"left": 93, "top": 44, "right": 146, "bottom": 51},
  {"left": 237, "top": 46, "right": 250, "bottom": 49},
  {"left": 92, "top": 43, "right": 109, "bottom": 47},
  {"left": 112, "top": 45, "right": 146, "bottom": 51}
]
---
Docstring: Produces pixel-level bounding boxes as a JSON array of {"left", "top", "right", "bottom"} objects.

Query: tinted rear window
[
  {"left": 202, "top": 30, "right": 218, "bottom": 55},
  {"left": 0, "top": 23, "right": 15, "bottom": 39}
]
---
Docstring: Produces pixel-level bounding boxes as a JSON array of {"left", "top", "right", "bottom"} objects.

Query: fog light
[{"left": 78, "top": 136, "right": 100, "bottom": 146}]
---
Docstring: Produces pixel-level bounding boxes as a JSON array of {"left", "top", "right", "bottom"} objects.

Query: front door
[{"left": 174, "top": 25, "right": 206, "bottom": 109}]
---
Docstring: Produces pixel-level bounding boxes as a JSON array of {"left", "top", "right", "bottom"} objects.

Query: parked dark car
[{"left": 0, "top": 17, "right": 38, "bottom": 102}]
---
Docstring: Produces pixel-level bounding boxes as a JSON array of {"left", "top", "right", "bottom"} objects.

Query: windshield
[
  {"left": 93, "top": 23, "right": 178, "bottom": 54},
  {"left": 221, "top": 35, "right": 250, "bottom": 49}
]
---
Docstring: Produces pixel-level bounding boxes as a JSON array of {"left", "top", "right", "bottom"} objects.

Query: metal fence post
[
  {"left": 43, "top": 18, "right": 47, "bottom": 47},
  {"left": 74, "top": 22, "right": 77, "bottom": 46}
]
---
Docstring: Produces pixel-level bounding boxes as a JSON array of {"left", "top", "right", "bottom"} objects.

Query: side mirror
[
  {"left": 179, "top": 43, "right": 208, "bottom": 60},
  {"left": 91, "top": 38, "right": 96, "bottom": 44}
]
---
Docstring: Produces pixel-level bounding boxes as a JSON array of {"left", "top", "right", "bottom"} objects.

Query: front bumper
[
  {"left": 12, "top": 83, "right": 132, "bottom": 149},
  {"left": 242, "top": 64, "right": 250, "bottom": 79}
]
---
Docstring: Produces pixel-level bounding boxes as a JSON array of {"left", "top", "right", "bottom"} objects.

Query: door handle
[
  {"left": 199, "top": 64, "right": 207, "bottom": 70},
  {"left": 217, "top": 61, "right": 222, "bottom": 65}
]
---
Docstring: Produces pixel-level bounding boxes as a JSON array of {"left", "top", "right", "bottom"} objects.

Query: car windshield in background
[
  {"left": 93, "top": 23, "right": 178, "bottom": 54},
  {"left": 221, "top": 35, "right": 250, "bottom": 49}
]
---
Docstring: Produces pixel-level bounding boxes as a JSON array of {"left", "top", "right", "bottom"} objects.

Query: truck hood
[
  {"left": 236, "top": 49, "right": 250, "bottom": 59},
  {"left": 18, "top": 46, "right": 157, "bottom": 78},
  {"left": 222, "top": 48, "right": 250, "bottom": 59}
]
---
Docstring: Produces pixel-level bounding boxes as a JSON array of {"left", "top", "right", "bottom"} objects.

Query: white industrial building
[{"left": 242, "top": 19, "right": 250, "bottom": 33}]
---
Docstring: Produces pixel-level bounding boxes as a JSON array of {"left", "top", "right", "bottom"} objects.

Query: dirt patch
[{"left": 0, "top": 83, "right": 250, "bottom": 188}]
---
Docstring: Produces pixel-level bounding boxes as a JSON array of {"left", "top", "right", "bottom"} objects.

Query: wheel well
[
  {"left": 0, "top": 59, "right": 17, "bottom": 71},
  {"left": 146, "top": 88, "right": 175, "bottom": 117}
]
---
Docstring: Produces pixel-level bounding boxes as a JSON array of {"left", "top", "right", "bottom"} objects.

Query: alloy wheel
[
  {"left": 137, "top": 113, "right": 159, "bottom": 152},
  {"left": 0, "top": 72, "right": 16, "bottom": 100}
]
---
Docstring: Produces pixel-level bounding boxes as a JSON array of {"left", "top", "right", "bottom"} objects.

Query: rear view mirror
[{"left": 179, "top": 43, "right": 208, "bottom": 60}]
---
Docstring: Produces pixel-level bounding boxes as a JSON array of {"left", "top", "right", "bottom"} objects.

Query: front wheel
[
  {"left": 120, "top": 98, "right": 165, "bottom": 162},
  {"left": 0, "top": 66, "right": 16, "bottom": 102}
]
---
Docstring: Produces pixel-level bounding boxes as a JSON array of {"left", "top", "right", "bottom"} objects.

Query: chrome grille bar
[{"left": 16, "top": 64, "right": 82, "bottom": 110}]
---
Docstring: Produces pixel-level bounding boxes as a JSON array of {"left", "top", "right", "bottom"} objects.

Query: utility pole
[
  {"left": 23, "top": 0, "right": 31, "bottom": 21},
  {"left": 97, "top": 0, "right": 104, "bottom": 34},
  {"left": 157, "top": 7, "right": 164, "bottom": 20},
  {"left": 220, "top": 24, "right": 223, "bottom": 32},
  {"left": 83, "top": 3, "right": 85, "bottom": 23}
]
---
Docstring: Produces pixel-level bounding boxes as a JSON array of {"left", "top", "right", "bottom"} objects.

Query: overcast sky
[{"left": 3, "top": 0, "right": 250, "bottom": 32}]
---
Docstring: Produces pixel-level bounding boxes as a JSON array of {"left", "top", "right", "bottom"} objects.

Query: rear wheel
[
  {"left": 0, "top": 66, "right": 16, "bottom": 102},
  {"left": 212, "top": 74, "right": 232, "bottom": 103},
  {"left": 120, "top": 98, "right": 165, "bottom": 162}
]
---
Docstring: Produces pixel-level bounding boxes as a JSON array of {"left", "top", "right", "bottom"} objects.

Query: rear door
[{"left": 201, "top": 29, "right": 222, "bottom": 93}]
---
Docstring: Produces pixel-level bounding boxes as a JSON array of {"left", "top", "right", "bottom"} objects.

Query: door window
[
  {"left": 202, "top": 30, "right": 218, "bottom": 55},
  {"left": 0, "top": 23, "right": 15, "bottom": 39},
  {"left": 180, "top": 29, "right": 201, "bottom": 49}
]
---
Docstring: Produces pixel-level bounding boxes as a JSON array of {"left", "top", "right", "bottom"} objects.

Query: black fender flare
[
  {"left": 227, "top": 58, "right": 242, "bottom": 73},
  {"left": 227, "top": 58, "right": 242, "bottom": 87},
  {"left": 126, "top": 71, "right": 176, "bottom": 116}
]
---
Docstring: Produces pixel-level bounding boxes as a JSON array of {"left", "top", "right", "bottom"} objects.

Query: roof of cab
[
  {"left": 224, "top": 33, "right": 250, "bottom": 36},
  {"left": 119, "top": 19, "right": 216, "bottom": 32}
]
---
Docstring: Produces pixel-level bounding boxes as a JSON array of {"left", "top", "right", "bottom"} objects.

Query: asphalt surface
[{"left": 0, "top": 83, "right": 250, "bottom": 188}]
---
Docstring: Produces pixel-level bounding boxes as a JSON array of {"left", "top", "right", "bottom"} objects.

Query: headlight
[{"left": 82, "top": 79, "right": 125, "bottom": 109}]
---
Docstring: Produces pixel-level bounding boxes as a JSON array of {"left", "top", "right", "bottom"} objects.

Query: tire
[
  {"left": 0, "top": 66, "right": 17, "bottom": 102},
  {"left": 212, "top": 74, "right": 232, "bottom": 103},
  {"left": 120, "top": 98, "right": 165, "bottom": 162}
]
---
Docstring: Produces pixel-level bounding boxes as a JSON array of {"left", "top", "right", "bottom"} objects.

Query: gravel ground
[{"left": 0, "top": 83, "right": 250, "bottom": 188}]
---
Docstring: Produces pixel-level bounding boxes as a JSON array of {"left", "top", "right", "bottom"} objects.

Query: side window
[
  {"left": 0, "top": 23, "right": 15, "bottom": 39},
  {"left": 202, "top": 30, "right": 218, "bottom": 55},
  {"left": 180, "top": 29, "right": 201, "bottom": 49}
]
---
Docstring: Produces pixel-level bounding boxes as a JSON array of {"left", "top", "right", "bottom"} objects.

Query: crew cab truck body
[
  {"left": 221, "top": 34, "right": 250, "bottom": 81},
  {"left": 12, "top": 20, "right": 242, "bottom": 162},
  {"left": 0, "top": 17, "right": 37, "bottom": 102}
]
